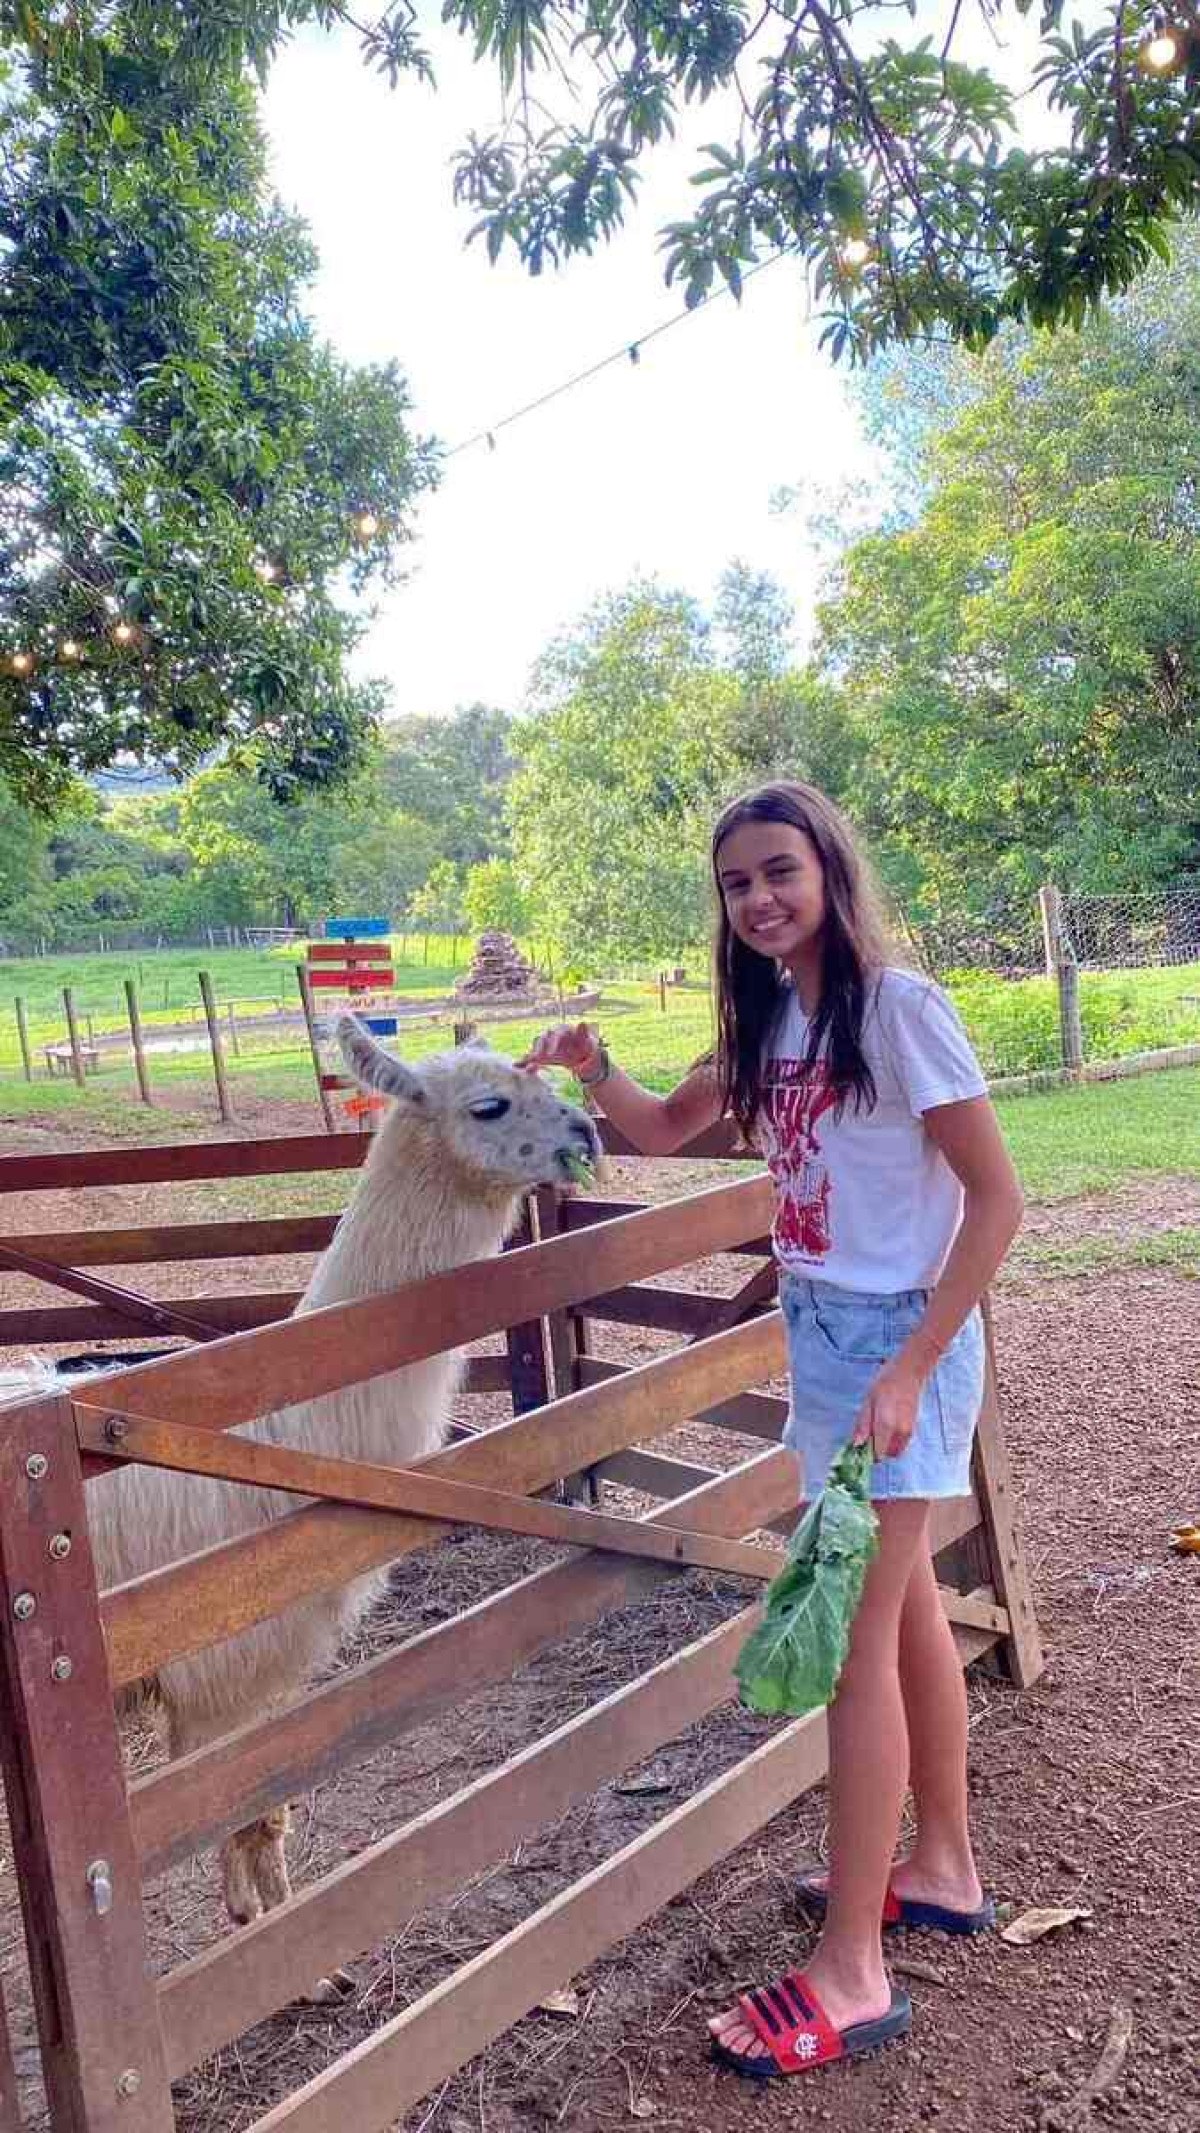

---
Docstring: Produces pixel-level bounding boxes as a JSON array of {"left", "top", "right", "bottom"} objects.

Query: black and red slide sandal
[
  {"left": 709, "top": 1970, "right": 911, "bottom": 2082},
  {"left": 797, "top": 1869, "right": 996, "bottom": 1935}
]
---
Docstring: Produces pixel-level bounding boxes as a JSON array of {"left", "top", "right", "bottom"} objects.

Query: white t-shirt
[{"left": 757, "top": 969, "right": 988, "bottom": 1293}]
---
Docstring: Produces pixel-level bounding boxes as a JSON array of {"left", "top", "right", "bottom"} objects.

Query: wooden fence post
[
  {"left": 971, "top": 1301, "right": 1045, "bottom": 1687},
  {"left": 0, "top": 1395, "right": 174, "bottom": 2131},
  {"left": 1037, "top": 885, "right": 1084, "bottom": 1076},
  {"left": 124, "top": 978, "right": 153, "bottom": 1106},
  {"left": 13, "top": 997, "right": 32, "bottom": 1083},
  {"left": 534, "top": 1186, "right": 596, "bottom": 1505},
  {"left": 62, "top": 986, "right": 87, "bottom": 1089},
  {"left": 198, "top": 970, "right": 233, "bottom": 1123},
  {"left": 502, "top": 1201, "right": 555, "bottom": 1420},
  {"left": 297, "top": 964, "right": 336, "bottom": 1134}
]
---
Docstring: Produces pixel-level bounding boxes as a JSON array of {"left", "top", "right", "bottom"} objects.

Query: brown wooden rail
[{"left": 0, "top": 1130, "right": 1041, "bottom": 2133}]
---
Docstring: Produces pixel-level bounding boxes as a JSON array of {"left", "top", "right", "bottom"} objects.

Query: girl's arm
[
  {"left": 519, "top": 1023, "right": 724, "bottom": 1156},
  {"left": 856, "top": 1095, "right": 1023, "bottom": 1459}
]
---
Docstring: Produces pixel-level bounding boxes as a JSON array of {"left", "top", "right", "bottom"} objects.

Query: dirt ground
[{"left": 0, "top": 1103, "right": 1197, "bottom": 2133}]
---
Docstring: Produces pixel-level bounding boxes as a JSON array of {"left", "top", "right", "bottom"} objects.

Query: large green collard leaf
[{"left": 735, "top": 1437, "right": 878, "bottom": 1717}]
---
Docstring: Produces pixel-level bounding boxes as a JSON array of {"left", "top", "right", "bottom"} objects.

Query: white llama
[{"left": 3, "top": 1016, "right": 599, "bottom": 1927}]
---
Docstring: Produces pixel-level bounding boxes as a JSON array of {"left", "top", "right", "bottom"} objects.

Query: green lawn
[
  {"left": 1, "top": 939, "right": 1199, "bottom": 1204},
  {"left": 993, "top": 1066, "right": 1200, "bottom": 1199}
]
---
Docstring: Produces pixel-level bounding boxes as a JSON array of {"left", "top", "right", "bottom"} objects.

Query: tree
[
  {"left": 408, "top": 859, "right": 467, "bottom": 938},
  {"left": 0, "top": 7, "right": 435, "bottom": 806},
  {"left": 463, "top": 858, "right": 533, "bottom": 939},
  {"left": 445, "top": 0, "right": 1200, "bottom": 360},
  {"left": 816, "top": 229, "right": 1200, "bottom": 915},
  {"left": 379, "top": 706, "right": 515, "bottom": 868},
  {"left": 509, "top": 583, "right": 745, "bottom": 966}
]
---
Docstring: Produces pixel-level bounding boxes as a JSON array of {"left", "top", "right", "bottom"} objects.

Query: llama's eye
[{"left": 468, "top": 1097, "right": 511, "bottom": 1121}]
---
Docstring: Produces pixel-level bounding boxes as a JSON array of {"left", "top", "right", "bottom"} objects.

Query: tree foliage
[
  {"left": 0, "top": 4, "right": 435, "bottom": 803},
  {"left": 819, "top": 228, "right": 1200, "bottom": 917},
  {"left": 507, "top": 575, "right": 843, "bottom": 966},
  {"left": 445, "top": 0, "right": 1200, "bottom": 360}
]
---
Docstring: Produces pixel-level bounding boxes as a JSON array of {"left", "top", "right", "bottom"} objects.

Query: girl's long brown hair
[{"left": 711, "top": 782, "right": 892, "bottom": 1139}]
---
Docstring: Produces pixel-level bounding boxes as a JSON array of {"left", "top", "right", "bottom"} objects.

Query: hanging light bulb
[
  {"left": 59, "top": 638, "right": 82, "bottom": 661},
  {"left": 354, "top": 510, "right": 380, "bottom": 540},
  {"left": 840, "top": 236, "right": 872, "bottom": 269},
  {"left": 254, "top": 556, "right": 279, "bottom": 583},
  {"left": 1140, "top": 14, "right": 1183, "bottom": 69},
  {"left": 112, "top": 619, "right": 137, "bottom": 646},
  {"left": 9, "top": 650, "right": 34, "bottom": 676}
]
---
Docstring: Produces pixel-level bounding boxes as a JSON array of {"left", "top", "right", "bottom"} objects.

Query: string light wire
[{"left": 445, "top": 246, "right": 794, "bottom": 460}]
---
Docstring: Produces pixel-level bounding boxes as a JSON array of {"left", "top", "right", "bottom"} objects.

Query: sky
[
  {"left": 262, "top": 8, "right": 1046, "bottom": 721},
  {"left": 262, "top": 23, "right": 879, "bottom": 718}
]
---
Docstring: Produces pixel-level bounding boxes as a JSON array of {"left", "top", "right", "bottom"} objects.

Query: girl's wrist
[
  {"left": 896, "top": 1327, "right": 945, "bottom": 1381},
  {"left": 577, "top": 1040, "right": 612, "bottom": 1088}
]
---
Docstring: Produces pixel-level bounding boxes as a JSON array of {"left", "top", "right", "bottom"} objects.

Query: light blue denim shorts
[{"left": 779, "top": 1271, "right": 985, "bottom": 1502}]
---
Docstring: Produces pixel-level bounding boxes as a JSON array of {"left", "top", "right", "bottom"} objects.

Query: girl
[{"left": 520, "top": 780, "right": 1023, "bottom": 2083}]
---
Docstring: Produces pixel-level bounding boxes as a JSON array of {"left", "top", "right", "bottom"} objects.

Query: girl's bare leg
[
  {"left": 890, "top": 1545, "right": 984, "bottom": 1909},
  {"left": 709, "top": 1500, "right": 929, "bottom": 2057}
]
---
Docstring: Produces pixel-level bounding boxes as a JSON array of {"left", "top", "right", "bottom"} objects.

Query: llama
[{"left": 2, "top": 1015, "right": 599, "bottom": 1929}]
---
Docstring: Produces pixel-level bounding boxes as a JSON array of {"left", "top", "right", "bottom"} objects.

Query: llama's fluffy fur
[{"left": 2, "top": 1017, "right": 598, "bottom": 1927}]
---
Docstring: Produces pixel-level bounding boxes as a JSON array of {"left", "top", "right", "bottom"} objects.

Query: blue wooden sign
[
  {"left": 324, "top": 916, "right": 390, "bottom": 940},
  {"left": 363, "top": 1014, "right": 399, "bottom": 1036}
]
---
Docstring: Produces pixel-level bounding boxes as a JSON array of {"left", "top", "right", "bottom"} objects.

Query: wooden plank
[
  {"left": 584, "top": 1284, "right": 719, "bottom": 1335},
  {"left": 0, "top": 1291, "right": 302, "bottom": 1345},
  {"left": 248, "top": 1623, "right": 1003, "bottom": 2133},
  {"left": 160, "top": 1605, "right": 762, "bottom": 2070},
  {"left": 561, "top": 1197, "right": 772, "bottom": 1257},
  {"left": 98, "top": 1309, "right": 787, "bottom": 1688},
  {"left": 307, "top": 969, "right": 393, "bottom": 990},
  {"left": 305, "top": 943, "right": 394, "bottom": 964},
  {"left": 77, "top": 1410, "right": 784, "bottom": 1583},
  {"left": 577, "top": 1357, "right": 789, "bottom": 1442},
  {"left": 0, "top": 1397, "right": 173, "bottom": 2132},
  {"left": 71, "top": 1174, "right": 777, "bottom": 1439},
  {"left": 247, "top": 1711, "right": 829, "bottom": 2133},
  {"left": 0, "top": 1215, "right": 342, "bottom": 1268},
  {"left": 972, "top": 1301, "right": 1044, "bottom": 1686},
  {"left": 130, "top": 1450, "right": 797, "bottom": 1872},
  {"left": 592, "top": 1447, "right": 717, "bottom": 1496},
  {"left": 0, "top": 1239, "right": 229, "bottom": 1342},
  {"left": 169, "top": 1580, "right": 1001, "bottom": 2085},
  {"left": 696, "top": 1259, "right": 779, "bottom": 1338},
  {"left": 597, "top": 1117, "right": 743, "bottom": 1160},
  {"left": 321, "top": 918, "right": 391, "bottom": 941},
  {"left": 0, "top": 1133, "right": 368, "bottom": 1195}
]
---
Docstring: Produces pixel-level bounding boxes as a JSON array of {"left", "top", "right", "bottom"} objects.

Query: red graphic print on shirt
[{"left": 760, "top": 1058, "right": 840, "bottom": 1261}]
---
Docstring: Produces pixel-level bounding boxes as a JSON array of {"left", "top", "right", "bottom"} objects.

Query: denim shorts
[{"left": 779, "top": 1271, "right": 985, "bottom": 1502}]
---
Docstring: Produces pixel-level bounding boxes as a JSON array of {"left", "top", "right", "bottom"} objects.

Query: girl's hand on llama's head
[
  {"left": 853, "top": 1357, "right": 922, "bottom": 1463},
  {"left": 517, "top": 1024, "right": 602, "bottom": 1078}
]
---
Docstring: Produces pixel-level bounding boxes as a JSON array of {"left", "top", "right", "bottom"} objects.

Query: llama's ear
[{"left": 334, "top": 1015, "right": 424, "bottom": 1104}]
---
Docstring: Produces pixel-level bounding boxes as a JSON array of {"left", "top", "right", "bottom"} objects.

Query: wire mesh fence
[{"left": 1060, "top": 884, "right": 1200, "bottom": 970}]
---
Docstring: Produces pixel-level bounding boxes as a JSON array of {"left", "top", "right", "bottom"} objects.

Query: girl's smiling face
[{"left": 715, "top": 818, "right": 827, "bottom": 976}]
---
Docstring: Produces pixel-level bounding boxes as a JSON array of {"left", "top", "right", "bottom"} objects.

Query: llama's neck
[{"left": 300, "top": 1115, "right": 521, "bottom": 1312}]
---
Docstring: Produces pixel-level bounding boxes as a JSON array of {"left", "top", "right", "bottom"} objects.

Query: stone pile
[{"left": 454, "top": 931, "right": 542, "bottom": 1002}]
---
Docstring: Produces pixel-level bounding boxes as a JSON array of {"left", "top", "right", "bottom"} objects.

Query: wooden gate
[{"left": 0, "top": 1127, "right": 1042, "bottom": 2132}]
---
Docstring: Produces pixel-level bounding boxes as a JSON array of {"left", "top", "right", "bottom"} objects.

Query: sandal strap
[{"left": 735, "top": 1971, "right": 844, "bottom": 2072}]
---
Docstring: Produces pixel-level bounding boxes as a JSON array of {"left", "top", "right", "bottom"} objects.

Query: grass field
[{"left": 1, "top": 943, "right": 1199, "bottom": 1203}]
